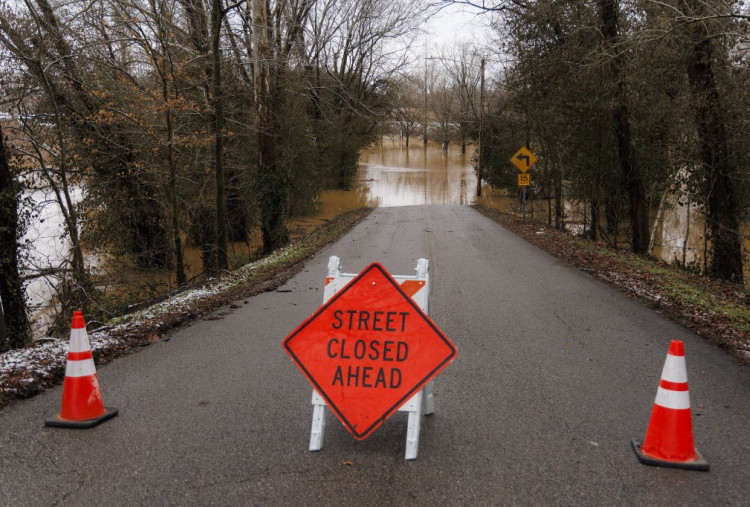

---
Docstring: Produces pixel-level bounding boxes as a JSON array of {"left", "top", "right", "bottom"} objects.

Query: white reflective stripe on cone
[
  {"left": 68, "top": 328, "right": 92, "bottom": 353},
  {"left": 661, "top": 354, "right": 688, "bottom": 383},
  {"left": 65, "top": 359, "right": 97, "bottom": 378},
  {"left": 654, "top": 386, "right": 691, "bottom": 410}
]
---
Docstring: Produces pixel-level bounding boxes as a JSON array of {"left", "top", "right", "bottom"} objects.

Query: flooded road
[
  {"left": 22, "top": 139, "right": 748, "bottom": 335},
  {"left": 283, "top": 139, "right": 499, "bottom": 242},
  {"left": 290, "top": 139, "right": 481, "bottom": 237},
  {"left": 310, "top": 139, "right": 534, "bottom": 226},
  {"left": 356, "top": 140, "right": 477, "bottom": 206},
  {"left": 318, "top": 140, "right": 749, "bottom": 284}
]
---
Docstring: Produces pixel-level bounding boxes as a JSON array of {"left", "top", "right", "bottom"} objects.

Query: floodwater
[
  {"left": 356, "top": 140, "right": 478, "bottom": 206},
  {"left": 319, "top": 139, "right": 749, "bottom": 284},
  {"left": 279, "top": 139, "right": 488, "bottom": 242},
  {"left": 285, "top": 139, "right": 482, "bottom": 239},
  {"left": 21, "top": 139, "right": 748, "bottom": 336},
  {"left": 316, "top": 139, "right": 531, "bottom": 219}
]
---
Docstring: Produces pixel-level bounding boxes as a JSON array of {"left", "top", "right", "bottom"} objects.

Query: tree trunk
[
  {"left": 149, "top": 0, "right": 188, "bottom": 286},
  {"left": 554, "top": 167, "right": 563, "bottom": 230},
  {"left": 600, "top": 0, "right": 650, "bottom": 254},
  {"left": 0, "top": 122, "right": 31, "bottom": 351},
  {"left": 162, "top": 79, "right": 187, "bottom": 286},
  {"left": 253, "top": 0, "right": 289, "bottom": 254},
  {"left": 212, "top": 0, "right": 229, "bottom": 270},
  {"left": 680, "top": 0, "right": 743, "bottom": 281},
  {"left": 590, "top": 198, "right": 599, "bottom": 241},
  {"left": 33, "top": 54, "right": 94, "bottom": 324},
  {"left": 180, "top": 0, "right": 217, "bottom": 273},
  {"left": 547, "top": 189, "right": 553, "bottom": 227},
  {"left": 683, "top": 195, "right": 690, "bottom": 268}
]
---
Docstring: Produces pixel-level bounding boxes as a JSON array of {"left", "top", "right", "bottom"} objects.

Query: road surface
[{"left": 2, "top": 205, "right": 749, "bottom": 504}]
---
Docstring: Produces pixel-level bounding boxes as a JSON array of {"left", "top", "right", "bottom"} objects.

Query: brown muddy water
[
  {"left": 24, "top": 139, "right": 748, "bottom": 335},
  {"left": 100, "top": 140, "right": 508, "bottom": 316},
  {"left": 313, "top": 139, "right": 749, "bottom": 285},
  {"left": 182, "top": 139, "right": 486, "bottom": 271}
]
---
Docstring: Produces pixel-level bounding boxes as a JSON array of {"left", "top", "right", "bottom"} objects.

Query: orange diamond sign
[
  {"left": 511, "top": 146, "right": 537, "bottom": 173},
  {"left": 283, "top": 263, "right": 457, "bottom": 440}
]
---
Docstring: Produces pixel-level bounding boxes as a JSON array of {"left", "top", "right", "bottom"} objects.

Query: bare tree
[
  {"left": 0, "top": 5, "right": 98, "bottom": 331},
  {"left": 0, "top": 120, "right": 31, "bottom": 351},
  {"left": 676, "top": 0, "right": 743, "bottom": 281},
  {"left": 599, "top": 0, "right": 650, "bottom": 253},
  {"left": 111, "top": 0, "right": 190, "bottom": 285},
  {"left": 392, "top": 73, "right": 423, "bottom": 147},
  {"left": 253, "top": 0, "right": 282, "bottom": 253},
  {"left": 309, "top": 0, "right": 422, "bottom": 184},
  {"left": 442, "top": 45, "right": 483, "bottom": 152}
]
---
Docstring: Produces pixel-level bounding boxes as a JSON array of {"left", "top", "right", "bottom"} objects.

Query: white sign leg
[
  {"left": 423, "top": 380, "right": 435, "bottom": 415},
  {"left": 310, "top": 390, "right": 326, "bottom": 451}
]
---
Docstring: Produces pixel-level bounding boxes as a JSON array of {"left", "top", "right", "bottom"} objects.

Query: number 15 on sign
[{"left": 518, "top": 173, "right": 530, "bottom": 187}]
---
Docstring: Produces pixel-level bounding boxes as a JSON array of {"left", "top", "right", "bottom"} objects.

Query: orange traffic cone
[
  {"left": 631, "top": 340, "right": 708, "bottom": 470},
  {"left": 45, "top": 311, "right": 118, "bottom": 428}
]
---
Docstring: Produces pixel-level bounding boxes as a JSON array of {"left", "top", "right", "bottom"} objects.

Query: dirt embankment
[{"left": 0, "top": 208, "right": 373, "bottom": 409}]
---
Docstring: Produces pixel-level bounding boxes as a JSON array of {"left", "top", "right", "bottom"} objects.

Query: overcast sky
[{"left": 421, "top": 3, "right": 495, "bottom": 54}]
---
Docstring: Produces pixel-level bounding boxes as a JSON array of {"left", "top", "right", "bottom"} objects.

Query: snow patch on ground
[{"left": 1, "top": 245, "right": 294, "bottom": 398}]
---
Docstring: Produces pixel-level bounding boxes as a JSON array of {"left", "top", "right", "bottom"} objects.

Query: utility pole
[
  {"left": 477, "top": 57, "right": 485, "bottom": 197},
  {"left": 423, "top": 58, "right": 428, "bottom": 145}
]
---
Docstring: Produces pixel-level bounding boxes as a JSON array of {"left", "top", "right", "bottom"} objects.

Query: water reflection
[
  {"left": 356, "top": 140, "right": 477, "bottom": 206},
  {"left": 23, "top": 140, "right": 749, "bottom": 337},
  {"left": 351, "top": 141, "right": 749, "bottom": 285},
  {"left": 651, "top": 193, "right": 706, "bottom": 271}
]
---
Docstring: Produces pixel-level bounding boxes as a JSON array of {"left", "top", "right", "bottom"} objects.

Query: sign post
[
  {"left": 283, "top": 256, "right": 456, "bottom": 460},
  {"left": 511, "top": 146, "right": 538, "bottom": 221}
]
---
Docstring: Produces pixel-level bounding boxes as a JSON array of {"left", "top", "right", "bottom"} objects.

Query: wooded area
[
  {"left": 476, "top": 0, "right": 748, "bottom": 281},
  {"left": 0, "top": 0, "right": 420, "bottom": 349},
  {"left": 1, "top": 0, "right": 748, "bottom": 351}
]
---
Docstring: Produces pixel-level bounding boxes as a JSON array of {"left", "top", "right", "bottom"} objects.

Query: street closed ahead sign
[{"left": 283, "top": 263, "right": 457, "bottom": 440}]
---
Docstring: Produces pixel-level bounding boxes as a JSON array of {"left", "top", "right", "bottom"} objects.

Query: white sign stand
[{"left": 309, "top": 256, "right": 435, "bottom": 460}]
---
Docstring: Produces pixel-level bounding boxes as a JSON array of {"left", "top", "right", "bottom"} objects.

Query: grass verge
[{"left": 473, "top": 204, "right": 750, "bottom": 365}]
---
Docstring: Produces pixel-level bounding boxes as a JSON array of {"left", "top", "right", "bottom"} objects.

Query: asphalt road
[{"left": 2, "top": 205, "right": 750, "bottom": 505}]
